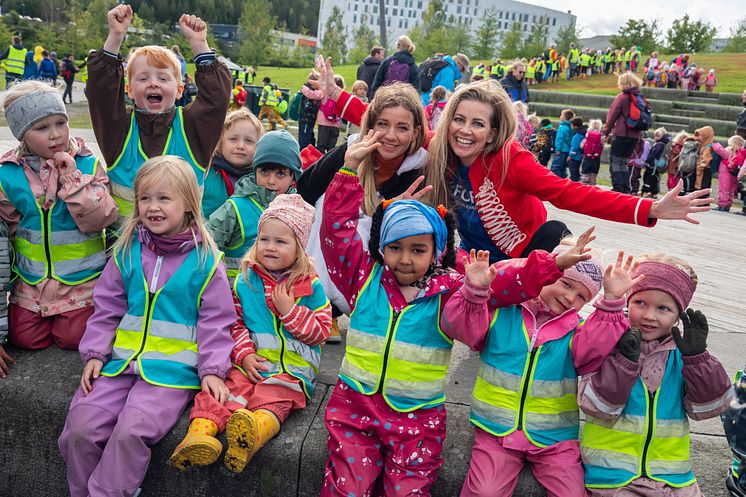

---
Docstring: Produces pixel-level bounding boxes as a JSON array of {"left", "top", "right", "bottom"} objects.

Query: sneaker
[{"left": 327, "top": 318, "right": 343, "bottom": 343}]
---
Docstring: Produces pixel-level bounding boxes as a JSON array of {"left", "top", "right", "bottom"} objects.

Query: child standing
[
  {"left": 170, "top": 194, "right": 331, "bottom": 473},
  {"left": 207, "top": 130, "right": 302, "bottom": 280},
  {"left": 705, "top": 69, "right": 718, "bottom": 93},
  {"left": 515, "top": 101, "right": 535, "bottom": 151},
  {"left": 579, "top": 254, "right": 733, "bottom": 496},
  {"left": 425, "top": 85, "right": 448, "bottom": 131},
  {"left": 346, "top": 80, "right": 369, "bottom": 137},
  {"left": 297, "top": 71, "right": 322, "bottom": 150},
  {"left": 230, "top": 80, "right": 247, "bottom": 111},
  {"left": 712, "top": 135, "right": 746, "bottom": 211},
  {"left": 642, "top": 127, "right": 671, "bottom": 198},
  {"left": 551, "top": 109, "right": 575, "bottom": 178},
  {"left": 568, "top": 116, "right": 586, "bottom": 182},
  {"left": 201, "top": 109, "right": 264, "bottom": 218},
  {"left": 627, "top": 134, "right": 651, "bottom": 196},
  {"left": 694, "top": 125, "right": 715, "bottom": 190},
  {"left": 666, "top": 131, "right": 690, "bottom": 190},
  {"left": 0, "top": 81, "right": 117, "bottom": 364},
  {"left": 580, "top": 119, "right": 603, "bottom": 185},
  {"left": 258, "top": 77, "right": 288, "bottom": 131},
  {"left": 317, "top": 75, "right": 345, "bottom": 153},
  {"left": 58, "top": 156, "right": 235, "bottom": 497},
  {"left": 534, "top": 118, "right": 556, "bottom": 167}
]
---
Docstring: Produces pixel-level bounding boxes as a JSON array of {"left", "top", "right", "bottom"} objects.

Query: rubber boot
[
  {"left": 170, "top": 418, "right": 223, "bottom": 471},
  {"left": 326, "top": 317, "right": 342, "bottom": 343},
  {"left": 224, "top": 408, "right": 280, "bottom": 473}
]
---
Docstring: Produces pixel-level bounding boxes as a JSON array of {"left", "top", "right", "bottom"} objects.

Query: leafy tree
[
  {"left": 555, "top": 22, "right": 580, "bottom": 55},
  {"left": 238, "top": 0, "right": 276, "bottom": 66},
  {"left": 723, "top": 17, "right": 746, "bottom": 53},
  {"left": 472, "top": 8, "right": 499, "bottom": 59},
  {"left": 609, "top": 18, "right": 661, "bottom": 53},
  {"left": 321, "top": 6, "right": 347, "bottom": 65},
  {"left": 408, "top": 0, "right": 449, "bottom": 59},
  {"left": 500, "top": 22, "right": 523, "bottom": 60},
  {"left": 446, "top": 18, "right": 471, "bottom": 55},
  {"left": 348, "top": 14, "right": 379, "bottom": 64},
  {"left": 522, "top": 18, "right": 549, "bottom": 58},
  {"left": 666, "top": 14, "right": 716, "bottom": 53}
]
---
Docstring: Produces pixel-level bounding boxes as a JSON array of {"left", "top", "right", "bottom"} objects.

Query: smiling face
[
  {"left": 256, "top": 218, "right": 298, "bottom": 272},
  {"left": 371, "top": 105, "right": 418, "bottom": 161},
  {"left": 221, "top": 120, "right": 260, "bottom": 169},
  {"left": 448, "top": 100, "right": 496, "bottom": 167},
  {"left": 126, "top": 54, "right": 183, "bottom": 114},
  {"left": 382, "top": 233, "right": 435, "bottom": 286},
  {"left": 137, "top": 178, "right": 189, "bottom": 237},
  {"left": 539, "top": 277, "right": 593, "bottom": 316},
  {"left": 23, "top": 114, "right": 70, "bottom": 159},
  {"left": 627, "top": 289, "right": 679, "bottom": 342}
]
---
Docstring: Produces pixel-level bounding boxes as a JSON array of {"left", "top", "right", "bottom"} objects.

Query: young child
[
  {"left": 722, "top": 363, "right": 746, "bottom": 496},
  {"left": 88, "top": 4, "right": 231, "bottom": 228},
  {"left": 694, "top": 125, "right": 715, "bottom": 190},
  {"left": 317, "top": 75, "right": 345, "bottom": 153},
  {"left": 58, "top": 156, "right": 235, "bottom": 497},
  {"left": 534, "top": 118, "right": 556, "bottom": 167},
  {"left": 258, "top": 77, "right": 288, "bottom": 131},
  {"left": 627, "top": 134, "right": 651, "bottom": 196},
  {"left": 230, "top": 80, "right": 247, "bottom": 111},
  {"left": 0, "top": 81, "right": 117, "bottom": 368},
  {"left": 579, "top": 254, "right": 733, "bottom": 496},
  {"left": 454, "top": 242, "right": 638, "bottom": 497},
  {"left": 298, "top": 71, "right": 322, "bottom": 150},
  {"left": 667, "top": 64, "right": 680, "bottom": 89},
  {"left": 705, "top": 69, "right": 718, "bottom": 93},
  {"left": 425, "top": 85, "right": 448, "bottom": 131},
  {"left": 207, "top": 130, "right": 303, "bottom": 280},
  {"left": 568, "top": 116, "right": 586, "bottom": 182},
  {"left": 514, "top": 101, "right": 535, "bottom": 151},
  {"left": 642, "top": 127, "right": 671, "bottom": 198},
  {"left": 551, "top": 109, "right": 575, "bottom": 178},
  {"left": 170, "top": 194, "right": 331, "bottom": 473},
  {"left": 527, "top": 114, "right": 540, "bottom": 151},
  {"left": 712, "top": 135, "right": 746, "bottom": 211},
  {"left": 666, "top": 131, "right": 690, "bottom": 191},
  {"left": 201, "top": 109, "right": 264, "bottom": 218},
  {"left": 580, "top": 119, "right": 603, "bottom": 185},
  {"left": 345, "top": 80, "right": 369, "bottom": 137}
]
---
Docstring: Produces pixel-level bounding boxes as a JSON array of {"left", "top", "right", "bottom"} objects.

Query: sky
[{"left": 533, "top": 0, "right": 744, "bottom": 38}]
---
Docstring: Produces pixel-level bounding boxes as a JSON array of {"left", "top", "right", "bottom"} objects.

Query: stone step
[
  {"left": 672, "top": 108, "right": 707, "bottom": 118},
  {"left": 688, "top": 96, "right": 724, "bottom": 104},
  {"left": 652, "top": 114, "right": 692, "bottom": 125}
]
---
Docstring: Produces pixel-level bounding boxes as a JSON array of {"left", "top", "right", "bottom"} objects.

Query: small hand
[
  {"left": 649, "top": 180, "right": 713, "bottom": 224},
  {"left": 603, "top": 251, "right": 644, "bottom": 301},
  {"left": 463, "top": 249, "right": 498, "bottom": 288},
  {"left": 201, "top": 374, "right": 229, "bottom": 404},
  {"left": 0, "top": 345, "right": 16, "bottom": 378},
  {"left": 390, "top": 175, "right": 434, "bottom": 203},
  {"left": 81, "top": 358, "right": 103, "bottom": 395},
  {"left": 241, "top": 354, "right": 269, "bottom": 383},
  {"left": 178, "top": 14, "right": 207, "bottom": 43},
  {"left": 555, "top": 226, "right": 595, "bottom": 271},
  {"left": 271, "top": 282, "right": 295, "bottom": 316},
  {"left": 107, "top": 4, "right": 133, "bottom": 38},
  {"left": 617, "top": 328, "right": 641, "bottom": 363},
  {"left": 343, "top": 130, "right": 382, "bottom": 170},
  {"left": 672, "top": 308, "right": 709, "bottom": 356},
  {"left": 53, "top": 151, "right": 77, "bottom": 177}
]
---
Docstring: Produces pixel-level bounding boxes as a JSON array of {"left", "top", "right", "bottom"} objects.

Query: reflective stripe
[
  {"left": 262, "top": 377, "right": 304, "bottom": 392},
  {"left": 524, "top": 410, "right": 579, "bottom": 430},
  {"left": 285, "top": 339, "right": 321, "bottom": 367},
  {"left": 228, "top": 394, "right": 249, "bottom": 405},
  {"left": 287, "top": 364, "right": 316, "bottom": 380},
  {"left": 531, "top": 377, "right": 577, "bottom": 398},
  {"left": 341, "top": 358, "right": 380, "bottom": 387},
  {"left": 479, "top": 362, "right": 522, "bottom": 392},
  {"left": 346, "top": 328, "right": 386, "bottom": 354},
  {"left": 688, "top": 388, "right": 732, "bottom": 414},
  {"left": 471, "top": 398, "right": 515, "bottom": 428},
  {"left": 55, "top": 252, "right": 107, "bottom": 274},
  {"left": 13, "top": 253, "right": 45, "bottom": 275},
  {"left": 389, "top": 341, "right": 450, "bottom": 366},
  {"left": 112, "top": 346, "right": 136, "bottom": 361},
  {"left": 253, "top": 333, "right": 280, "bottom": 350},
  {"left": 586, "top": 413, "right": 646, "bottom": 434},
  {"left": 582, "top": 447, "right": 639, "bottom": 474},
  {"left": 583, "top": 383, "right": 625, "bottom": 416},
  {"left": 149, "top": 319, "right": 197, "bottom": 342},
  {"left": 16, "top": 226, "right": 41, "bottom": 245},
  {"left": 140, "top": 349, "right": 199, "bottom": 368},
  {"left": 385, "top": 377, "right": 446, "bottom": 400},
  {"left": 655, "top": 417, "right": 690, "bottom": 438},
  {"left": 118, "top": 314, "right": 143, "bottom": 332},
  {"left": 50, "top": 229, "right": 103, "bottom": 245},
  {"left": 647, "top": 459, "right": 693, "bottom": 475}
]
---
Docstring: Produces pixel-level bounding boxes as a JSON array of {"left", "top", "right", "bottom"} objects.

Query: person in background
[
  {"left": 0, "top": 35, "right": 26, "bottom": 86},
  {"left": 61, "top": 54, "right": 80, "bottom": 105},
  {"left": 356, "top": 46, "right": 384, "bottom": 99}
]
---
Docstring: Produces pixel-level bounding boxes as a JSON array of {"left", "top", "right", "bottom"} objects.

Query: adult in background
[
  {"left": 368, "top": 35, "right": 420, "bottom": 99},
  {"left": 604, "top": 72, "right": 645, "bottom": 194},
  {"left": 61, "top": 53, "right": 80, "bottom": 104},
  {"left": 421, "top": 52, "right": 470, "bottom": 106},
  {"left": 0, "top": 35, "right": 26, "bottom": 86},
  {"left": 736, "top": 88, "right": 746, "bottom": 139},
  {"left": 38, "top": 50, "right": 57, "bottom": 84},
  {"left": 50, "top": 52, "right": 61, "bottom": 86},
  {"left": 356, "top": 46, "right": 384, "bottom": 98},
  {"left": 500, "top": 61, "right": 529, "bottom": 103},
  {"left": 171, "top": 45, "right": 187, "bottom": 81}
]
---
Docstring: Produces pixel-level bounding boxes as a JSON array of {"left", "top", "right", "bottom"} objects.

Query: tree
[
  {"left": 723, "top": 17, "right": 746, "bottom": 53},
  {"left": 666, "top": 14, "right": 716, "bottom": 53},
  {"left": 472, "top": 8, "right": 499, "bottom": 59},
  {"left": 321, "top": 6, "right": 347, "bottom": 65},
  {"left": 522, "top": 17, "right": 549, "bottom": 58},
  {"left": 609, "top": 18, "right": 661, "bottom": 54},
  {"left": 408, "top": 0, "right": 449, "bottom": 59},
  {"left": 348, "top": 14, "right": 379, "bottom": 64},
  {"left": 500, "top": 22, "right": 523, "bottom": 60},
  {"left": 555, "top": 22, "right": 580, "bottom": 55},
  {"left": 238, "top": 0, "right": 276, "bottom": 66},
  {"left": 446, "top": 18, "right": 471, "bottom": 55}
]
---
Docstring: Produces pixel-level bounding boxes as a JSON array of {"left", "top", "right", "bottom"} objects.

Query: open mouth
[
  {"left": 380, "top": 142, "right": 399, "bottom": 149},
  {"left": 456, "top": 137, "right": 474, "bottom": 146},
  {"left": 148, "top": 216, "right": 164, "bottom": 223},
  {"left": 147, "top": 93, "right": 163, "bottom": 104}
]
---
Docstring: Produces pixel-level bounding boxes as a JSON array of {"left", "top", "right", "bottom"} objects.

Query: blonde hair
[
  {"left": 307, "top": 70, "right": 319, "bottom": 81},
  {"left": 673, "top": 130, "right": 691, "bottom": 144},
  {"left": 396, "top": 35, "right": 415, "bottom": 54},
  {"left": 427, "top": 79, "right": 516, "bottom": 204},
  {"left": 617, "top": 71, "right": 643, "bottom": 90},
  {"left": 357, "top": 82, "right": 428, "bottom": 215},
  {"left": 637, "top": 253, "right": 698, "bottom": 286},
  {"left": 113, "top": 156, "right": 219, "bottom": 265},
  {"left": 240, "top": 223, "right": 317, "bottom": 288},
  {"left": 126, "top": 46, "right": 182, "bottom": 84},
  {"left": 560, "top": 108, "right": 575, "bottom": 120},
  {"left": 430, "top": 85, "right": 448, "bottom": 102},
  {"left": 214, "top": 108, "right": 264, "bottom": 157},
  {"left": 351, "top": 80, "right": 369, "bottom": 94},
  {"left": 513, "top": 100, "right": 528, "bottom": 117},
  {"left": 728, "top": 135, "right": 745, "bottom": 152},
  {"left": 654, "top": 127, "right": 668, "bottom": 138},
  {"left": 454, "top": 53, "right": 470, "bottom": 71},
  {"left": 588, "top": 119, "right": 602, "bottom": 131}
]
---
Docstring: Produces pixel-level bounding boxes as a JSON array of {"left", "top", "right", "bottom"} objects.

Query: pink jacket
[
  {"left": 712, "top": 142, "right": 746, "bottom": 173},
  {"left": 300, "top": 86, "right": 341, "bottom": 128}
]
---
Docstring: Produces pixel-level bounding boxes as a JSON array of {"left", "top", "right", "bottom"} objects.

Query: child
[
  {"left": 551, "top": 109, "right": 575, "bottom": 178},
  {"left": 705, "top": 69, "right": 718, "bottom": 93},
  {"left": 514, "top": 101, "right": 535, "bottom": 151},
  {"left": 258, "top": 77, "right": 288, "bottom": 131},
  {"left": 526, "top": 59, "right": 536, "bottom": 85},
  {"left": 0, "top": 81, "right": 117, "bottom": 365},
  {"left": 298, "top": 71, "right": 322, "bottom": 150},
  {"left": 694, "top": 67, "right": 706, "bottom": 91},
  {"left": 568, "top": 116, "right": 586, "bottom": 182},
  {"left": 712, "top": 135, "right": 746, "bottom": 211},
  {"left": 534, "top": 118, "right": 556, "bottom": 167},
  {"left": 316, "top": 75, "right": 345, "bottom": 153},
  {"left": 230, "top": 80, "right": 247, "bottom": 111},
  {"left": 170, "top": 194, "right": 331, "bottom": 473},
  {"left": 579, "top": 254, "right": 733, "bottom": 496},
  {"left": 58, "top": 156, "right": 235, "bottom": 496},
  {"left": 722, "top": 363, "right": 746, "bottom": 496},
  {"left": 667, "top": 64, "right": 680, "bottom": 89},
  {"left": 201, "top": 109, "right": 264, "bottom": 218},
  {"left": 694, "top": 125, "right": 715, "bottom": 190},
  {"left": 527, "top": 114, "right": 540, "bottom": 151},
  {"left": 207, "top": 130, "right": 303, "bottom": 280},
  {"left": 580, "top": 119, "right": 604, "bottom": 185},
  {"left": 346, "top": 80, "right": 369, "bottom": 137},
  {"left": 87, "top": 5, "right": 231, "bottom": 228},
  {"left": 627, "top": 134, "right": 651, "bottom": 196},
  {"left": 642, "top": 127, "right": 671, "bottom": 198},
  {"left": 666, "top": 131, "right": 690, "bottom": 191},
  {"left": 425, "top": 85, "right": 448, "bottom": 131},
  {"left": 39, "top": 50, "right": 57, "bottom": 83},
  {"left": 455, "top": 243, "right": 638, "bottom": 497}
]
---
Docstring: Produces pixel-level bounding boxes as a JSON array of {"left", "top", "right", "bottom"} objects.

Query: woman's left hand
[
  {"left": 649, "top": 179, "right": 712, "bottom": 224},
  {"left": 391, "top": 175, "right": 434, "bottom": 202}
]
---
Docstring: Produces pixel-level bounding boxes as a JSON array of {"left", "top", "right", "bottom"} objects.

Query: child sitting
[
  {"left": 170, "top": 194, "right": 331, "bottom": 473},
  {"left": 580, "top": 119, "right": 603, "bottom": 185},
  {"left": 712, "top": 135, "right": 746, "bottom": 212},
  {"left": 722, "top": 363, "right": 746, "bottom": 496},
  {"left": 568, "top": 116, "right": 586, "bottom": 182},
  {"left": 551, "top": 109, "right": 575, "bottom": 178},
  {"left": 425, "top": 85, "right": 448, "bottom": 131},
  {"left": 534, "top": 118, "right": 556, "bottom": 167},
  {"left": 579, "top": 254, "right": 733, "bottom": 496}
]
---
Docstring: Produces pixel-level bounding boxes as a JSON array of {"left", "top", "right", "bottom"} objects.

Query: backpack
[
  {"left": 419, "top": 58, "right": 449, "bottom": 93},
  {"left": 276, "top": 97, "right": 288, "bottom": 115},
  {"left": 319, "top": 98, "right": 338, "bottom": 123},
  {"left": 678, "top": 140, "right": 700, "bottom": 174},
  {"left": 233, "top": 88, "right": 247, "bottom": 107},
  {"left": 656, "top": 141, "right": 673, "bottom": 171},
  {"left": 288, "top": 91, "right": 303, "bottom": 121},
  {"left": 707, "top": 144, "right": 722, "bottom": 174},
  {"left": 625, "top": 92, "right": 653, "bottom": 131},
  {"left": 384, "top": 59, "right": 411, "bottom": 85},
  {"left": 583, "top": 130, "right": 603, "bottom": 159},
  {"left": 61, "top": 66, "right": 72, "bottom": 79}
]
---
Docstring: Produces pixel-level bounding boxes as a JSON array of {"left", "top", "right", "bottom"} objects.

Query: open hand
[
  {"left": 271, "top": 282, "right": 295, "bottom": 316},
  {"left": 0, "top": 345, "right": 15, "bottom": 378},
  {"left": 649, "top": 180, "right": 713, "bottom": 224},
  {"left": 344, "top": 130, "right": 382, "bottom": 170},
  {"left": 313, "top": 55, "right": 342, "bottom": 100},
  {"left": 555, "top": 226, "right": 595, "bottom": 270},
  {"left": 390, "top": 175, "right": 434, "bottom": 202},
  {"left": 107, "top": 4, "right": 133, "bottom": 38},
  {"left": 201, "top": 374, "right": 229, "bottom": 404},
  {"left": 463, "top": 249, "right": 498, "bottom": 288},
  {"left": 603, "top": 251, "right": 643, "bottom": 300},
  {"left": 241, "top": 354, "right": 269, "bottom": 383},
  {"left": 672, "top": 308, "right": 709, "bottom": 356},
  {"left": 53, "top": 151, "right": 77, "bottom": 177},
  {"left": 81, "top": 358, "right": 103, "bottom": 395}
]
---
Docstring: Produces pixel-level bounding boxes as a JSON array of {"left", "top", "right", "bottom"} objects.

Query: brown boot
[
  {"left": 224, "top": 409, "right": 280, "bottom": 473},
  {"left": 170, "top": 418, "right": 223, "bottom": 471}
]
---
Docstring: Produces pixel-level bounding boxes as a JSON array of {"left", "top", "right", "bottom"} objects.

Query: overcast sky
[{"left": 532, "top": 0, "right": 744, "bottom": 38}]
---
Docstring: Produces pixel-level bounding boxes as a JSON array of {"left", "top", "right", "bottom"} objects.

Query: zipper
[
  {"left": 134, "top": 256, "right": 163, "bottom": 358},
  {"left": 377, "top": 309, "right": 402, "bottom": 394},
  {"left": 640, "top": 389, "right": 657, "bottom": 477},
  {"left": 516, "top": 347, "right": 539, "bottom": 431},
  {"left": 42, "top": 209, "right": 52, "bottom": 277},
  {"left": 275, "top": 315, "right": 288, "bottom": 373}
]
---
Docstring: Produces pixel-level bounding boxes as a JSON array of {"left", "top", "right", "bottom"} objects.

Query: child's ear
[
  {"left": 176, "top": 82, "right": 184, "bottom": 99},
  {"left": 125, "top": 82, "right": 134, "bottom": 100}
]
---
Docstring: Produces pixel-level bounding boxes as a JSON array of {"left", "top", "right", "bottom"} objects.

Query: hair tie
[
  {"left": 381, "top": 199, "right": 395, "bottom": 210},
  {"left": 436, "top": 204, "right": 448, "bottom": 219}
]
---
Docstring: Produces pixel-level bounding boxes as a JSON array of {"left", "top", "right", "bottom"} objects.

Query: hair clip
[
  {"left": 436, "top": 204, "right": 448, "bottom": 219},
  {"left": 381, "top": 198, "right": 395, "bottom": 210}
]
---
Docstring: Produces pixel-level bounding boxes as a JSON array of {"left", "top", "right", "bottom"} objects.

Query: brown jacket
[
  {"left": 694, "top": 125, "right": 714, "bottom": 189},
  {"left": 85, "top": 50, "right": 231, "bottom": 169},
  {"left": 603, "top": 89, "right": 643, "bottom": 141}
]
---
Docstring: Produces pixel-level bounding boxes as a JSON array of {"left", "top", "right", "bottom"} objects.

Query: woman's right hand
[
  {"left": 343, "top": 130, "right": 382, "bottom": 171},
  {"left": 81, "top": 358, "right": 104, "bottom": 395},
  {"left": 313, "top": 55, "right": 342, "bottom": 100}
]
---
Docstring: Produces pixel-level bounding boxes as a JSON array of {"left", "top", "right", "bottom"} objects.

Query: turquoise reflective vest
[
  {"left": 101, "top": 238, "right": 221, "bottom": 389},
  {"left": 234, "top": 269, "right": 328, "bottom": 398},
  {"left": 0, "top": 154, "right": 105, "bottom": 285},
  {"left": 107, "top": 107, "right": 204, "bottom": 223},
  {"left": 340, "top": 264, "right": 453, "bottom": 412},
  {"left": 470, "top": 305, "right": 579, "bottom": 448},
  {"left": 581, "top": 349, "right": 695, "bottom": 488},
  {"left": 5, "top": 45, "right": 26, "bottom": 75},
  {"left": 223, "top": 196, "right": 264, "bottom": 279},
  {"left": 202, "top": 167, "right": 229, "bottom": 219}
]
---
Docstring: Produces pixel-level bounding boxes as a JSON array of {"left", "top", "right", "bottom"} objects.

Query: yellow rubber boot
[
  {"left": 224, "top": 409, "right": 280, "bottom": 473},
  {"left": 326, "top": 318, "right": 342, "bottom": 343},
  {"left": 170, "top": 418, "right": 223, "bottom": 471}
]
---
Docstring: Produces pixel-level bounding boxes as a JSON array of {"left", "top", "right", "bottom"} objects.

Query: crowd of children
[{"left": 0, "top": 6, "right": 744, "bottom": 497}]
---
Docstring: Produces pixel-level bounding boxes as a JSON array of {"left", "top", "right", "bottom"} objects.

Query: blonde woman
[{"left": 368, "top": 34, "right": 420, "bottom": 98}]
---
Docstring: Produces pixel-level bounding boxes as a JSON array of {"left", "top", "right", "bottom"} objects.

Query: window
[
  {"left": 524, "top": 24, "right": 527, "bottom": 31},
  {"left": 373, "top": 5, "right": 377, "bottom": 12},
  {"left": 533, "top": 15, "right": 536, "bottom": 22},
  {"left": 418, "top": 1, "right": 423, "bottom": 8},
  {"left": 456, "top": 6, "right": 461, "bottom": 13},
  {"left": 399, "top": 18, "right": 403, "bottom": 28},
  {"left": 394, "top": 0, "right": 398, "bottom": 4},
  {"left": 512, "top": 12, "right": 516, "bottom": 20},
  {"left": 553, "top": 18, "right": 557, "bottom": 26},
  {"left": 387, "top": 18, "right": 391, "bottom": 26},
  {"left": 353, "top": 14, "right": 357, "bottom": 22},
  {"left": 354, "top": 4, "right": 357, "bottom": 11},
  {"left": 393, "top": 7, "right": 397, "bottom": 15},
  {"left": 499, "top": 11, "right": 502, "bottom": 18}
]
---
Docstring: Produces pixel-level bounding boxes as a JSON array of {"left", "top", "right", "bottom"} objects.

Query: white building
[{"left": 317, "top": 0, "right": 576, "bottom": 54}]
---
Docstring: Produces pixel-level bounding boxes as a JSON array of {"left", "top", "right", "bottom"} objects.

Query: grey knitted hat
[{"left": 5, "top": 91, "right": 68, "bottom": 140}]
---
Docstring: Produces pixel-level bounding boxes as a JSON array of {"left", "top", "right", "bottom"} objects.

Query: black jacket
[
  {"left": 369, "top": 51, "right": 420, "bottom": 99},
  {"left": 357, "top": 56, "right": 382, "bottom": 92},
  {"left": 737, "top": 105, "right": 746, "bottom": 139},
  {"left": 500, "top": 73, "right": 529, "bottom": 103}
]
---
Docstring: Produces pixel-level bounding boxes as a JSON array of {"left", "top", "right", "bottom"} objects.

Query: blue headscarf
[{"left": 379, "top": 200, "right": 447, "bottom": 262}]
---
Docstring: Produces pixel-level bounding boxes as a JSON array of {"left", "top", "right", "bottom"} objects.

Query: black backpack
[
  {"left": 419, "top": 58, "right": 450, "bottom": 93},
  {"left": 300, "top": 93, "right": 321, "bottom": 124}
]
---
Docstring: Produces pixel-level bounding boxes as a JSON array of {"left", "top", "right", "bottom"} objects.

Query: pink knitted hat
[
  {"left": 258, "top": 194, "right": 316, "bottom": 249},
  {"left": 629, "top": 261, "right": 696, "bottom": 312},
  {"left": 553, "top": 245, "right": 604, "bottom": 296}
]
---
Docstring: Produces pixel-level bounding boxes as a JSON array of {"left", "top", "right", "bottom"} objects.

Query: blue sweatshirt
[{"left": 555, "top": 120, "right": 572, "bottom": 154}]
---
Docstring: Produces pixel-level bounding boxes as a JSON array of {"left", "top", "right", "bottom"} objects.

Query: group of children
[
  {"left": 642, "top": 53, "right": 719, "bottom": 92},
  {"left": 0, "top": 5, "right": 743, "bottom": 497}
]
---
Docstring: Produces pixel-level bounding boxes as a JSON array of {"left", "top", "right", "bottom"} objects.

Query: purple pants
[{"left": 58, "top": 365, "right": 194, "bottom": 497}]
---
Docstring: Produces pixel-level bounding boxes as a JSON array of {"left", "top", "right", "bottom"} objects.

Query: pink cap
[
  {"left": 258, "top": 194, "right": 316, "bottom": 249},
  {"left": 553, "top": 245, "right": 604, "bottom": 296}
]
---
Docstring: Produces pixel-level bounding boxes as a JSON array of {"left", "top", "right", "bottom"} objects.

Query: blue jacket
[
  {"left": 569, "top": 127, "right": 586, "bottom": 161},
  {"left": 23, "top": 51, "right": 37, "bottom": 79},
  {"left": 555, "top": 120, "right": 573, "bottom": 154},
  {"left": 39, "top": 58, "right": 57, "bottom": 79},
  {"left": 422, "top": 55, "right": 462, "bottom": 105}
]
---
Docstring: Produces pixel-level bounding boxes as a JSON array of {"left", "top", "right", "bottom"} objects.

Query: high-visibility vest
[
  {"left": 569, "top": 48, "right": 580, "bottom": 64},
  {"left": 100, "top": 238, "right": 221, "bottom": 389},
  {"left": 260, "top": 85, "right": 279, "bottom": 107},
  {"left": 580, "top": 54, "right": 591, "bottom": 66},
  {"left": 473, "top": 66, "right": 486, "bottom": 78},
  {"left": 223, "top": 196, "right": 264, "bottom": 279},
  {"left": 81, "top": 57, "right": 89, "bottom": 84},
  {"left": 552, "top": 59, "right": 560, "bottom": 71},
  {"left": 581, "top": 349, "right": 696, "bottom": 488},
  {"left": 623, "top": 51, "right": 632, "bottom": 62},
  {"left": 526, "top": 66, "right": 535, "bottom": 79},
  {"left": 5, "top": 45, "right": 26, "bottom": 75},
  {"left": 340, "top": 264, "right": 453, "bottom": 412},
  {"left": 234, "top": 269, "right": 328, "bottom": 398},
  {"left": 470, "top": 305, "right": 580, "bottom": 447},
  {"left": 107, "top": 107, "right": 204, "bottom": 224},
  {"left": 0, "top": 154, "right": 105, "bottom": 285},
  {"left": 245, "top": 71, "right": 254, "bottom": 85}
]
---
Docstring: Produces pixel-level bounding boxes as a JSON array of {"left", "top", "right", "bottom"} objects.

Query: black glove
[
  {"left": 617, "top": 327, "right": 641, "bottom": 363},
  {"left": 671, "top": 308, "right": 709, "bottom": 356}
]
